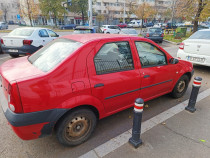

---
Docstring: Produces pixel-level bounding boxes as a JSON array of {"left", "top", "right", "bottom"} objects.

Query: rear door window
[
  {"left": 39, "top": 29, "right": 49, "bottom": 37},
  {"left": 94, "top": 42, "right": 134, "bottom": 75}
]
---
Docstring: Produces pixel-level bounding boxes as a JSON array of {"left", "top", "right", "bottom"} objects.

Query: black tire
[
  {"left": 106, "top": 32, "right": 110, "bottom": 34},
  {"left": 56, "top": 108, "right": 97, "bottom": 146},
  {"left": 171, "top": 75, "right": 189, "bottom": 98},
  {"left": 159, "top": 40, "right": 163, "bottom": 43},
  {"left": 9, "top": 54, "right": 19, "bottom": 58}
]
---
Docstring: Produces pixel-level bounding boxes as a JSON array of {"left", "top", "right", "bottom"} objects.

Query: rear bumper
[
  {"left": 3, "top": 108, "right": 68, "bottom": 140},
  {"left": 1, "top": 45, "right": 40, "bottom": 55},
  {"left": 177, "top": 49, "right": 210, "bottom": 67},
  {"left": 0, "top": 86, "right": 68, "bottom": 139}
]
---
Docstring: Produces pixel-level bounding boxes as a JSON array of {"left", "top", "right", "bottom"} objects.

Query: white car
[
  {"left": 101, "top": 25, "right": 120, "bottom": 34},
  {"left": 1, "top": 27, "right": 59, "bottom": 58},
  {"left": 128, "top": 20, "right": 142, "bottom": 28},
  {"left": 177, "top": 29, "right": 210, "bottom": 66}
]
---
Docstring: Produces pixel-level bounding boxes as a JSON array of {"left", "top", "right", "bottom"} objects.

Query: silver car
[{"left": 0, "top": 22, "right": 8, "bottom": 30}]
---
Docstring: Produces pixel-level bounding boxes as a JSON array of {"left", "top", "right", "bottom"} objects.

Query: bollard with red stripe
[
  {"left": 129, "top": 98, "right": 144, "bottom": 148},
  {"left": 185, "top": 77, "right": 202, "bottom": 113}
]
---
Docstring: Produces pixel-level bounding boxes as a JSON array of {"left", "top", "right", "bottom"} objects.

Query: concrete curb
[
  {"left": 163, "top": 39, "right": 181, "bottom": 45},
  {"left": 79, "top": 88, "right": 210, "bottom": 158}
]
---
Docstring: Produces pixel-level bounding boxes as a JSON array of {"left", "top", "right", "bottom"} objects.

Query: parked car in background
[
  {"left": 128, "top": 20, "right": 142, "bottom": 27},
  {"left": 118, "top": 23, "right": 127, "bottom": 28},
  {"left": 59, "top": 24, "right": 76, "bottom": 30},
  {"left": 101, "top": 25, "right": 120, "bottom": 34},
  {"left": 153, "top": 23, "right": 162, "bottom": 28},
  {"left": 145, "top": 22, "right": 154, "bottom": 27},
  {"left": 165, "top": 23, "right": 177, "bottom": 30},
  {"left": 0, "top": 34, "right": 193, "bottom": 146},
  {"left": 19, "top": 21, "right": 26, "bottom": 26},
  {"left": 143, "top": 27, "right": 164, "bottom": 43},
  {"left": 1, "top": 27, "right": 59, "bottom": 58},
  {"left": 8, "top": 21, "right": 14, "bottom": 25},
  {"left": 119, "top": 28, "right": 138, "bottom": 36},
  {"left": 73, "top": 26, "right": 102, "bottom": 34},
  {"left": 177, "top": 29, "right": 210, "bottom": 67},
  {"left": 0, "top": 22, "right": 8, "bottom": 30}
]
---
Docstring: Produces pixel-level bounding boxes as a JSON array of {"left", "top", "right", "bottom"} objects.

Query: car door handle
[
  {"left": 94, "top": 83, "right": 104, "bottom": 88},
  {"left": 144, "top": 75, "right": 150, "bottom": 78}
]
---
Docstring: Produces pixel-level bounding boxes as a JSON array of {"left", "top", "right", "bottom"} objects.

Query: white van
[{"left": 128, "top": 20, "right": 142, "bottom": 28}]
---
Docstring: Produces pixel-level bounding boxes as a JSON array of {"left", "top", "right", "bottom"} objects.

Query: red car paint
[
  {"left": 0, "top": 34, "right": 193, "bottom": 141},
  {"left": 118, "top": 23, "right": 127, "bottom": 28}
]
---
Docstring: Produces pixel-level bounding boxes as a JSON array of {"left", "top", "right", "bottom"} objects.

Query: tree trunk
[
  {"left": 82, "top": 11, "right": 85, "bottom": 25},
  {"left": 193, "top": 0, "right": 206, "bottom": 33}
]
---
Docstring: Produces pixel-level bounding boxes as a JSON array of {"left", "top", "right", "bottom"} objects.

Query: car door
[
  {"left": 38, "top": 29, "right": 51, "bottom": 46},
  {"left": 87, "top": 38, "right": 141, "bottom": 114},
  {"left": 134, "top": 41, "right": 177, "bottom": 101}
]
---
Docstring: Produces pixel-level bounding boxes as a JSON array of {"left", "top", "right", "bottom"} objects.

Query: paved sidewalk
[{"left": 104, "top": 95, "right": 210, "bottom": 158}]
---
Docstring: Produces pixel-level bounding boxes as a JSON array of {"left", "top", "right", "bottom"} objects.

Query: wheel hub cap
[{"left": 177, "top": 80, "right": 185, "bottom": 93}]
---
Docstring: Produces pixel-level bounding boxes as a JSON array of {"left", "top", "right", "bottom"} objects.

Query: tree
[
  {"left": 162, "top": 8, "right": 172, "bottom": 22},
  {"left": 68, "top": 0, "right": 88, "bottom": 25},
  {"left": 1, "top": 4, "right": 9, "bottom": 22},
  {"left": 134, "top": 2, "right": 156, "bottom": 28},
  {"left": 39, "top": 0, "right": 65, "bottom": 27},
  {"left": 96, "top": 14, "right": 105, "bottom": 26},
  {"left": 176, "top": 0, "right": 210, "bottom": 32},
  {"left": 20, "top": 0, "right": 39, "bottom": 26}
]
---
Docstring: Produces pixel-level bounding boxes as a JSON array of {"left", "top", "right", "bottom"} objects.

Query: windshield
[
  {"left": 8, "top": 28, "right": 34, "bottom": 36},
  {"left": 73, "top": 29, "right": 93, "bottom": 34},
  {"left": 28, "top": 38, "right": 83, "bottom": 72},
  {"left": 149, "top": 28, "right": 162, "bottom": 33},
  {"left": 122, "top": 29, "right": 137, "bottom": 34},
  {"left": 189, "top": 31, "right": 210, "bottom": 39}
]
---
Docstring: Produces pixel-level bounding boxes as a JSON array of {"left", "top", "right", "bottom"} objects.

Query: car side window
[
  {"left": 48, "top": 29, "right": 57, "bottom": 37},
  {"left": 94, "top": 42, "right": 134, "bottom": 75},
  {"left": 135, "top": 42, "right": 167, "bottom": 67},
  {"left": 39, "top": 29, "right": 49, "bottom": 37}
]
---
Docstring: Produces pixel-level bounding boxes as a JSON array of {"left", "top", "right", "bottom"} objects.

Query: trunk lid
[
  {"left": 184, "top": 39, "right": 210, "bottom": 56},
  {"left": 2, "top": 36, "right": 29, "bottom": 47},
  {"left": 0, "top": 56, "right": 44, "bottom": 83}
]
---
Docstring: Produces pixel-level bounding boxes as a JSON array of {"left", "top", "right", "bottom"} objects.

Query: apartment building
[{"left": 0, "top": 0, "right": 19, "bottom": 22}]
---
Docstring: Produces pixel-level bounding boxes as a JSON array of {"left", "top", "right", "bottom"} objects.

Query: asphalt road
[{"left": 0, "top": 40, "right": 210, "bottom": 158}]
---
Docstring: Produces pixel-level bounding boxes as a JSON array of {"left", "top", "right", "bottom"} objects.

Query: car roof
[
  {"left": 61, "top": 34, "right": 143, "bottom": 43},
  {"left": 14, "top": 27, "right": 50, "bottom": 30},
  {"left": 198, "top": 29, "right": 210, "bottom": 31}
]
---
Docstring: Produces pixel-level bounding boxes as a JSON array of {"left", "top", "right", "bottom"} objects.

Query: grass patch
[{"left": 164, "top": 32, "right": 192, "bottom": 43}]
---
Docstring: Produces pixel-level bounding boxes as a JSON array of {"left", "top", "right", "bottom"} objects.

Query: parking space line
[{"left": 79, "top": 88, "right": 210, "bottom": 158}]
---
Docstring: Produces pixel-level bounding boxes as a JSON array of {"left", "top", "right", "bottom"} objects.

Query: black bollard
[
  {"left": 185, "top": 77, "right": 202, "bottom": 113},
  {"left": 129, "top": 98, "right": 144, "bottom": 148}
]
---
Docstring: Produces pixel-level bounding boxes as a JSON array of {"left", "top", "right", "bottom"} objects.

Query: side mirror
[{"left": 169, "top": 58, "right": 179, "bottom": 64}]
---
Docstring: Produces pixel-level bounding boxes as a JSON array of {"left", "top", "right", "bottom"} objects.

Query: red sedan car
[
  {"left": 118, "top": 23, "right": 127, "bottom": 28},
  {"left": 0, "top": 34, "right": 193, "bottom": 146}
]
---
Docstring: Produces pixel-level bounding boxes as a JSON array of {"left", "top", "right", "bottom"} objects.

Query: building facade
[{"left": 0, "top": 0, "right": 20, "bottom": 22}]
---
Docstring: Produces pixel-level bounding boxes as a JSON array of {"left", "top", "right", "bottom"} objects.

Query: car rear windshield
[
  {"left": 149, "top": 28, "right": 162, "bottom": 33},
  {"left": 73, "top": 29, "right": 93, "bottom": 34},
  {"left": 8, "top": 28, "right": 34, "bottom": 36},
  {"left": 28, "top": 38, "right": 83, "bottom": 72},
  {"left": 189, "top": 31, "right": 210, "bottom": 39}
]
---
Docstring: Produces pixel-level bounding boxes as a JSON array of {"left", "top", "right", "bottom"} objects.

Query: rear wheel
[
  {"left": 171, "top": 75, "right": 189, "bottom": 98},
  {"left": 9, "top": 54, "right": 19, "bottom": 58},
  {"left": 56, "top": 108, "right": 97, "bottom": 146}
]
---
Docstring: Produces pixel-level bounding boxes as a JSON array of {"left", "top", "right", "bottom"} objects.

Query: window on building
[
  {"left": 103, "top": 10, "right": 106, "bottom": 14},
  {"left": 96, "top": 2, "right": 101, "bottom": 6},
  {"left": 98, "top": 10, "right": 101, "bottom": 14}
]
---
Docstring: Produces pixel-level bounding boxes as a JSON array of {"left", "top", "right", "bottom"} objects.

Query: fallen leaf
[
  {"left": 145, "top": 104, "right": 149, "bottom": 108},
  {"left": 129, "top": 116, "right": 132, "bottom": 119},
  {"left": 200, "top": 139, "right": 206, "bottom": 142},
  {"left": 162, "top": 122, "right": 166, "bottom": 125}
]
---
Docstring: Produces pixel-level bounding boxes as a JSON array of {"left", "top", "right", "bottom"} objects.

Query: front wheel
[
  {"left": 171, "top": 75, "right": 189, "bottom": 98},
  {"left": 56, "top": 108, "right": 97, "bottom": 146}
]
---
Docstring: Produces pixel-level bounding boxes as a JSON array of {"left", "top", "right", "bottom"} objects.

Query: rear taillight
[
  {"left": 104, "top": 29, "right": 107, "bottom": 31},
  {"left": 146, "top": 33, "right": 149, "bottom": 37},
  {"left": 1, "top": 39, "right": 4, "bottom": 44},
  {"left": 161, "top": 33, "right": 164, "bottom": 37},
  {"left": 8, "top": 82, "right": 23, "bottom": 113},
  {"left": 179, "top": 43, "right": 184, "bottom": 50},
  {"left": 23, "top": 40, "right": 33, "bottom": 45}
]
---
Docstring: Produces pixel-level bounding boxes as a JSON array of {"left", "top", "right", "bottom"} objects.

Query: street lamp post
[{"left": 88, "top": 0, "right": 93, "bottom": 27}]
